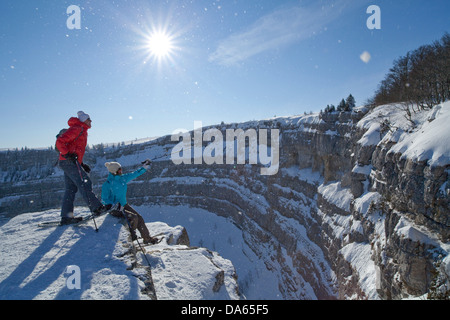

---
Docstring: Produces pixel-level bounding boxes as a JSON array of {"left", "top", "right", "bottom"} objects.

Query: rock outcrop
[{"left": 1, "top": 102, "right": 449, "bottom": 299}]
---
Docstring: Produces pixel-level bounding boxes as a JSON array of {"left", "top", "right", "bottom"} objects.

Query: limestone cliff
[{"left": 1, "top": 102, "right": 449, "bottom": 299}]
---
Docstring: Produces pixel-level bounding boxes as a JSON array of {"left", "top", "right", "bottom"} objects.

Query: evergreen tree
[
  {"left": 324, "top": 104, "right": 336, "bottom": 113},
  {"left": 345, "top": 94, "right": 356, "bottom": 110},
  {"left": 337, "top": 99, "right": 346, "bottom": 112}
]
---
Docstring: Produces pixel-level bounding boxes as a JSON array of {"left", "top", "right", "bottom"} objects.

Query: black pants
[
  {"left": 110, "top": 204, "right": 151, "bottom": 241},
  {"left": 59, "top": 160, "right": 102, "bottom": 218}
]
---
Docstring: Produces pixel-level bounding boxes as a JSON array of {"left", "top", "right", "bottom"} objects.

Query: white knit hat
[
  {"left": 105, "top": 162, "right": 122, "bottom": 174},
  {"left": 78, "top": 111, "right": 90, "bottom": 122}
]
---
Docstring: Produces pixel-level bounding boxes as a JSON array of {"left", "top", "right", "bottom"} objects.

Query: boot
[
  {"left": 61, "top": 217, "right": 83, "bottom": 225},
  {"left": 143, "top": 237, "right": 160, "bottom": 245},
  {"left": 93, "top": 204, "right": 112, "bottom": 216}
]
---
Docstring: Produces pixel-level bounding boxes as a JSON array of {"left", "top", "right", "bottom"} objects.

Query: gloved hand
[
  {"left": 142, "top": 159, "right": 152, "bottom": 169},
  {"left": 81, "top": 163, "right": 91, "bottom": 173},
  {"left": 63, "top": 152, "right": 78, "bottom": 161}
]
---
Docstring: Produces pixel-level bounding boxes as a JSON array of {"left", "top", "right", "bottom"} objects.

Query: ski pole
[
  {"left": 91, "top": 214, "right": 99, "bottom": 232},
  {"left": 75, "top": 160, "right": 99, "bottom": 232},
  {"left": 123, "top": 207, "right": 152, "bottom": 268},
  {"left": 144, "top": 149, "right": 182, "bottom": 162},
  {"left": 122, "top": 206, "right": 157, "bottom": 300}
]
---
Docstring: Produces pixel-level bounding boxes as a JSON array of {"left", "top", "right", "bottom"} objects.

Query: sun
[
  {"left": 145, "top": 31, "right": 174, "bottom": 60},
  {"left": 132, "top": 14, "right": 183, "bottom": 68}
]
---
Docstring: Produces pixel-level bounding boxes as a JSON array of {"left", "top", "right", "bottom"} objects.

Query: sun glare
[
  {"left": 133, "top": 14, "right": 182, "bottom": 68},
  {"left": 146, "top": 31, "right": 174, "bottom": 60}
]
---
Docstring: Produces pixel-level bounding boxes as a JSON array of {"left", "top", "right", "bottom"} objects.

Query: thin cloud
[{"left": 209, "top": 1, "right": 355, "bottom": 66}]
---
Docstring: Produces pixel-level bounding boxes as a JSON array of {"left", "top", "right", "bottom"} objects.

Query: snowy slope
[
  {"left": 357, "top": 101, "right": 450, "bottom": 167},
  {"left": 0, "top": 208, "right": 239, "bottom": 300}
]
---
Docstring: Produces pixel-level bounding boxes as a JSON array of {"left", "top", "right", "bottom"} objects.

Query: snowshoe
[
  {"left": 143, "top": 236, "right": 164, "bottom": 245},
  {"left": 38, "top": 203, "right": 120, "bottom": 228},
  {"left": 60, "top": 217, "right": 83, "bottom": 225}
]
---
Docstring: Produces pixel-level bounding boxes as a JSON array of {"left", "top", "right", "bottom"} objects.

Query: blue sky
[{"left": 1, "top": 0, "right": 449, "bottom": 149}]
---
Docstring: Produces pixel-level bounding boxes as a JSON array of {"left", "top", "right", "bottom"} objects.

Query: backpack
[{"left": 55, "top": 127, "right": 83, "bottom": 153}]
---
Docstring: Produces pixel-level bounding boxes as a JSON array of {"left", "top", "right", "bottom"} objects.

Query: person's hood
[{"left": 68, "top": 117, "right": 90, "bottom": 129}]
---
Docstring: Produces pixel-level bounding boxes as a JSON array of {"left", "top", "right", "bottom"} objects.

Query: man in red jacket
[{"left": 56, "top": 111, "right": 109, "bottom": 225}]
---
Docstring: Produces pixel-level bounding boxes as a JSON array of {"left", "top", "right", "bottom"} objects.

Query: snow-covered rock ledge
[
  {"left": 0, "top": 209, "right": 240, "bottom": 300},
  {"left": 134, "top": 221, "right": 240, "bottom": 300}
]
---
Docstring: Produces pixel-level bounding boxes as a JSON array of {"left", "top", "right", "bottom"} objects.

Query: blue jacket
[{"left": 101, "top": 167, "right": 147, "bottom": 206}]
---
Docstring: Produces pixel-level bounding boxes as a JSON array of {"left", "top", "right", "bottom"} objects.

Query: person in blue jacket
[{"left": 101, "top": 160, "right": 158, "bottom": 244}]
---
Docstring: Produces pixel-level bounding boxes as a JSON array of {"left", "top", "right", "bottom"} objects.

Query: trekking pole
[
  {"left": 145, "top": 149, "right": 181, "bottom": 163},
  {"left": 75, "top": 161, "right": 99, "bottom": 232},
  {"left": 123, "top": 207, "right": 152, "bottom": 268},
  {"left": 122, "top": 207, "right": 157, "bottom": 300},
  {"left": 91, "top": 214, "right": 99, "bottom": 232}
]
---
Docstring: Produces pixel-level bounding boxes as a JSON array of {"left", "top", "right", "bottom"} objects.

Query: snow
[
  {"left": 358, "top": 101, "right": 450, "bottom": 167},
  {"left": 0, "top": 208, "right": 240, "bottom": 300},
  {"left": 443, "top": 255, "right": 450, "bottom": 279},
  {"left": 339, "top": 242, "right": 378, "bottom": 299},
  {"left": 389, "top": 102, "right": 450, "bottom": 167},
  {"left": 149, "top": 246, "right": 237, "bottom": 300},
  {"left": 353, "top": 192, "right": 381, "bottom": 216},
  {"left": 352, "top": 164, "right": 373, "bottom": 176},
  {"left": 0, "top": 203, "right": 287, "bottom": 300},
  {"left": 0, "top": 209, "right": 142, "bottom": 300},
  {"left": 318, "top": 181, "right": 353, "bottom": 211},
  {"left": 1, "top": 100, "right": 449, "bottom": 301},
  {"left": 394, "top": 217, "right": 431, "bottom": 244},
  {"left": 281, "top": 166, "right": 323, "bottom": 185},
  {"left": 393, "top": 216, "right": 446, "bottom": 250},
  {"left": 140, "top": 204, "right": 283, "bottom": 299}
]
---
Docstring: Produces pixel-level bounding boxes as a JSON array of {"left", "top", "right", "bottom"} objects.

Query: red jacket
[{"left": 56, "top": 117, "right": 90, "bottom": 163}]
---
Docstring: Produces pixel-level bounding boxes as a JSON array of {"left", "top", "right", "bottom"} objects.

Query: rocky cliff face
[{"left": 1, "top": 102, "right": 449, "bottom": 299}]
